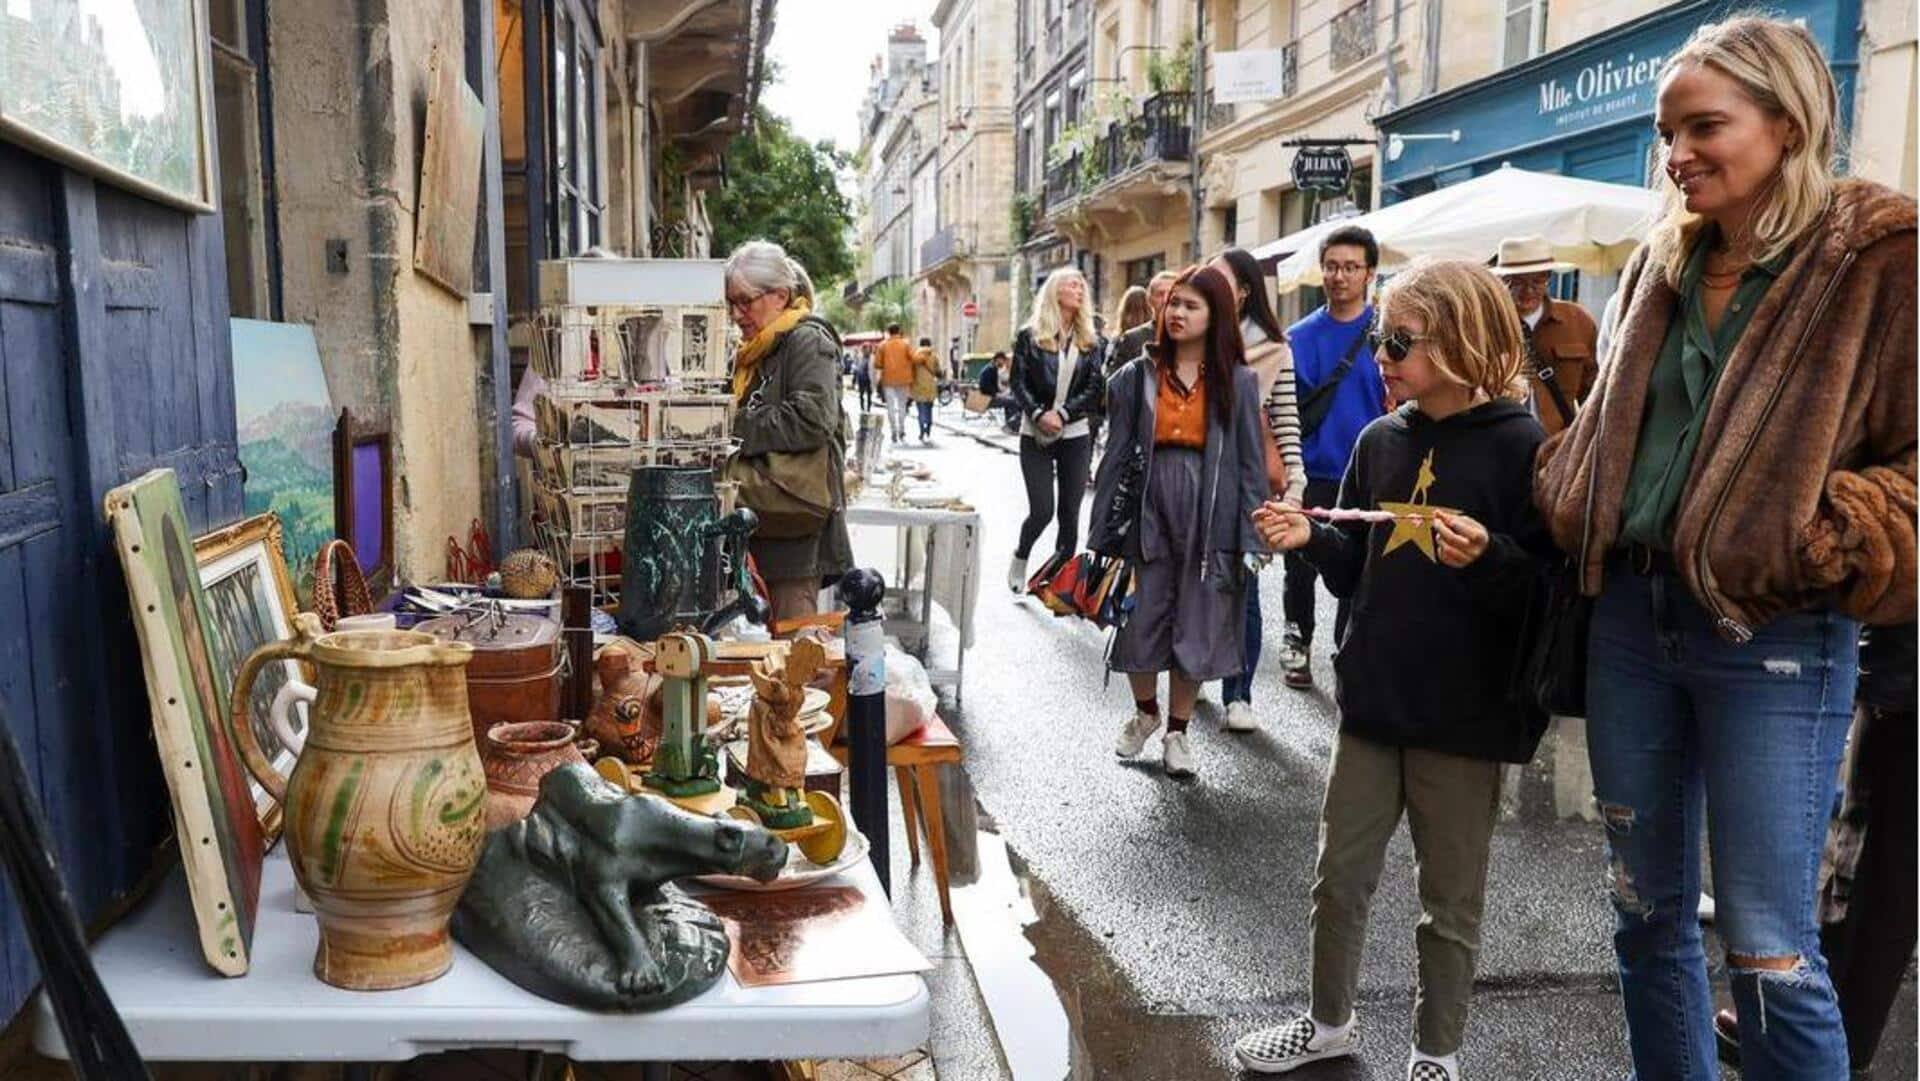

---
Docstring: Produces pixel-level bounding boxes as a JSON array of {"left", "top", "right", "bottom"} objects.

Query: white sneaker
[
  {"left": 1114, "top": 711, "right": 1161, "bottom": 757},
  {"left": 1224, "top": 701, "right": 1256, "bottom": 733},
  {"left": 1409, "top": 1054, "right": 1459, "bottom": 1081},
  {"left": 1234, "top": 1015, "right": 1359, "bottom": 1074},
  {"left": 1007, "top": 554, "right": 1027, "bottom": 594},
  {"left": 1162, "top": 731, "right": 1195, "bottom": 777}
]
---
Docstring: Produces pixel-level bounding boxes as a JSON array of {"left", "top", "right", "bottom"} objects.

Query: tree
[
  {"left": 710, "top": 108, "right": 856, "bottom": 287},
  {"left": 860, "top": 278, "right": 915, "bottom": 335}
]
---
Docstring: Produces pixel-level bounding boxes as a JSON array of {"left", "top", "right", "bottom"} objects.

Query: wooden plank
[
  {"left": 0, "top": 247, "right": 57, "bottom": 306},
  {"left": 414, "top": 44, "right": 486, "bottom": 296},
  {"left": 0, "top": 481, "right": 59, "bottom": 550},
  {"left": 187, "top": 198, "right": 243, "bottom": 528}
]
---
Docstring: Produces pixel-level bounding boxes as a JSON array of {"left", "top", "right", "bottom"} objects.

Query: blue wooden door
[{"left": 0, "top": 139, "right": 244, "bottom": 1025}]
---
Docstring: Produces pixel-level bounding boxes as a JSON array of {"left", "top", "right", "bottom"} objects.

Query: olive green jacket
[{"left": 733, "top": 316, "right": 853, "bottom": 584}]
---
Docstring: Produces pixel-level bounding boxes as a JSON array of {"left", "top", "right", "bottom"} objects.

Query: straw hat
[{"left": 1490, "top": 235, "right": 1574, "bottom": 276}]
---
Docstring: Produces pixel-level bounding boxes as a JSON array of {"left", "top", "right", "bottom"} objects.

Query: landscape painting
[{"left": 230, "top": 319, "right": 334, "bottom": 603}]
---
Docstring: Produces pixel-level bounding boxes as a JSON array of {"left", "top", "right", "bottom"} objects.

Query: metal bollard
[{"left": 837, "top": 567, "right": 889, "bottom": 897}]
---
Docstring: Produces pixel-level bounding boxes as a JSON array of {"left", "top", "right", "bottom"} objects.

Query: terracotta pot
[
  {"left": 228, "top": 614, "right": 485, "bottom": 991},
  {"left": 482, "top": 721, "right": 586, "bottom": 829},
  {"left": 416, "top": 612, "right": 563, "bottom": 746}
]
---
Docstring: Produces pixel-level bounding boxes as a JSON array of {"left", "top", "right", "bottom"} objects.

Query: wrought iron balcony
[
  {"left": 1331, "top": 0, "right": 1376, "bottom": 70},
  {"left": 1040, "top": 92, "right": 1192, "bottom": 217},
  {"left": 918, "top": 225, "right": 971, "bottom": 273}
]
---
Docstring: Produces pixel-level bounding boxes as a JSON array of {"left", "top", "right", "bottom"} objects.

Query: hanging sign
[
  {"left": 1213, "top": 50, "right": 1289, "bottom": 104},
  {"left": 1291, "top": 145, "right": 1353, "bottom": 193}
]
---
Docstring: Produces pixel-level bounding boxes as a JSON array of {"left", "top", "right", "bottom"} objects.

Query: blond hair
[
  {"left": 1025, "top": 268, "right": 1096, "bottom": 351},
  {"left": 1379, "top": 260, "right": 1528, "bottom": 402},
  {"left": 1648, "top": 15, "right": 1839, "bottom": 285}
]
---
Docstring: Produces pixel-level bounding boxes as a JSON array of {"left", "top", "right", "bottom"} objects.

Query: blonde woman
[
  {"left": 1533, "top": 17, "right": 1914, "bottom": 1079},
  {"left": 1238, "top": 261, "right": 1551, "bottom": 1080},
  {"left": 1007, "top": 268, "right": 1105, "bottom": 591}
]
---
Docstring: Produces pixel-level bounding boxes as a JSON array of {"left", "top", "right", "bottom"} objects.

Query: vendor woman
[{"left": 1090, "top": 265, "right": 1272, "bottom": 779}]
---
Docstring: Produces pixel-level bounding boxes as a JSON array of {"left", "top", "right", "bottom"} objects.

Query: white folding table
[
  {"left": 36, "top": 847, "right": 928, "bottom": 1075},
  {"left": 844, "top": 502, "right": 981, "bottom": 704}
]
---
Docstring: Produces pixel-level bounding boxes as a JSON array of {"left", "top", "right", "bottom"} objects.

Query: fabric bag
[
  {"left": 1524, "top": 560, "right": 1591, "bottom": 718},
  {"left": 722, "top": 446, "right": 834, "bottom": 539},
  {"left": 963, "top": 388, "right": 993, "bottom": 414}
]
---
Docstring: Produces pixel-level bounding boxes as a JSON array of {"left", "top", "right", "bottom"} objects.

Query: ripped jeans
[{"left": 1587, "top": 568, "right": 1858, "bottom": 1080}]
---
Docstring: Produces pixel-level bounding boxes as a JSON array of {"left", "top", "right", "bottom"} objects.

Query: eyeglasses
[
  {"left": 726, "top": 290, "right": 768, "bottom": 313},
  {"left": 1504, "top": 275, "right": 1551, "bottom": 294},
  {"left": 1321, "top": 262, "right": 1370, "bottom": 279},
  {"left": 1379, "top": 330, "right": 1433, "bottom": 363}
]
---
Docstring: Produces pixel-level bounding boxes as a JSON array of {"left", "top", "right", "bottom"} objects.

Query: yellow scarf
[{"left": 731, "top": 299, "right": 813, "bottom": 401}]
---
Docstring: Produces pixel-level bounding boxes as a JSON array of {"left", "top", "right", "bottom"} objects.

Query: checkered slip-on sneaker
[
  {"left": 1409, "top": 1059, "right": 1456, "bottom": 1081},
  {"left": 1233, "top": 1016, "right": 1358, "bottom": 1074}
]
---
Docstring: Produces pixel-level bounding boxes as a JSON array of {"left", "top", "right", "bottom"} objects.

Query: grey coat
[
  {"left": 1088, "top": 355, "right": 1271, "bottom": 568},
  {"left": 733, "top": 316, "right": 854, "bottom": 583}
]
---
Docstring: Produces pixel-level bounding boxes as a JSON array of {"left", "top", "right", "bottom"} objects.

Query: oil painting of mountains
[{"left": 230, "top": 319, "right": 334, "bottom": 601}]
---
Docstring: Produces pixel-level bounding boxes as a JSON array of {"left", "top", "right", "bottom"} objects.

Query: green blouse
[{"left": 1618, "top": 236, "right": 1791, "bottom": 550}]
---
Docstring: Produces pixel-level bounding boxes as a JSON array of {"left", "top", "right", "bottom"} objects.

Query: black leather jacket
[{"left": 1009, "top": 327, "right": 1105, "bottom": 427}]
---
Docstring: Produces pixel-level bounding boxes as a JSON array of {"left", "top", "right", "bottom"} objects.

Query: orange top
[
  {"left": 875, "top": 337, "right": 916, "bottom": 386},
  {"left": 1153, "top": 363, "right": 1207, "bottom": 448}
]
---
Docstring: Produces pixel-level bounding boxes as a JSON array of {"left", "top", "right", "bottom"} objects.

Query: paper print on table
[
  {"left": 0, "top": 0, "right": 217, "bottom": 210},
  {"left": 230, "top": 319, "right": 334, "bottom": 603},
  {"left": 107, "top": 470, "right": 265, "bottom": 976},
  {"left": 701, "top": 885, "right": 932, "bottom": 988},
  {"left": 195, "top": 512, "right": 307, "bottom": 837}
]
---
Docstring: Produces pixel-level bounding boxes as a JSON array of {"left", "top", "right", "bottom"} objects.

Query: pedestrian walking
[
  {"left": 1489, "top": 235, "right": 1597, "bottom": 435},
  {"left": 1281, "top": 226, "right": 1387, "bottom": 688},
  {"left": 854, "top": 344, "right": 875, "bottom": 413},
  {"left": 1006, "top": 268, "right": 1105, "bottom": 592},
  {"left": 723, "top": 240, "right": 853, "bottom": 625},
  {"left": 1094, "top": 266, "right": 1270, "bottom": 779},
  {"left": 1236, "top": 260, "right": 1551, "bottom": 1081},
  {"left": 910, "top": 336, "right": 940, "bottom": 443},
  {"left": 1532, "top": 17, "right": 1915, "bottom": 1080},
  {"left": 875, "top": 323, "right": 915, "bottom": 443}
]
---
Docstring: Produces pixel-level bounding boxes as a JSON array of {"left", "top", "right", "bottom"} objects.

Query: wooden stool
[{"left": 829, "top": 715, "right": 962, "bottom": 925}]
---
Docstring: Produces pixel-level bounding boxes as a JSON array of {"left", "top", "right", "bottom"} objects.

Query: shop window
[
  {"left": 1501, "top": 0, "right": 1548, "bottom": 67},
  {"left": 1125, "top": 254, "right": 1165, "bottom": 288},
  {"left": 552, "top": 0, "right": 604, "bottom": 255},
  {"left": 1220, "top": 206, "right": 1238, "bottom": 247},
  {"left": 208, "top": 0, "right": 277, "bottom": 319}
]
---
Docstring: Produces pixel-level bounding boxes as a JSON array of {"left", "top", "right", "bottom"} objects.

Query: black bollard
[{"left": 837, "top": 567, "right": 889, "bottom": 897}]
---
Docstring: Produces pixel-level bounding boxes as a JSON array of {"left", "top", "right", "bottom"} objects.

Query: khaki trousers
[{"left": 1309, "top": 732, "right": 1503, "bottom": 1055}]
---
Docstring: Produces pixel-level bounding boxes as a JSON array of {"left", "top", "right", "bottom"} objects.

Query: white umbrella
[{"left": 1256, "top": 165, "right": 1661, "bottom": 293}]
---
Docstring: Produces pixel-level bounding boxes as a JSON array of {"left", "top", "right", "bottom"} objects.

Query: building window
[
  {"left": 1125, "top": 254, "right": 1165, "bottom": 287},
  {"left": 552, "top": 0, "right": 604, "bottom": 255},
  {"left": 1501, "top": 0, "right": 1547, "bottom": 66},
  {"left": 208, "top": 0, "right": 276, "bottom": 319},
  {"left": 1220, "top": 206, "right": 1238, "bottom": 247}
]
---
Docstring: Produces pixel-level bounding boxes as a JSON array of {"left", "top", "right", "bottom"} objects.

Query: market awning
[
  {"left": 1253, "top": 166, "right": 1660, "bottom": 293},
  {"left": 841, "top": 331, "right": 884, "bottom": 346}
]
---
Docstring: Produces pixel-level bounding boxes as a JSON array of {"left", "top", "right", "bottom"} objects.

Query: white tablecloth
[
  {"left": 844, "top": 502, "right": 981, "bottom": 651},
  {"left": 35, "top": 847, "right": 927, "bottom": 1063}
]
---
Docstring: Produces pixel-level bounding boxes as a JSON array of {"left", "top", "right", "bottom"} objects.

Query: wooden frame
[
  {"left": 333, "top": 408, "right": 395, "bottom": 595},
  {"left": 106, "top": 470, "right": 264, "bottom": 976},
  {"left": 193, "top": 513, "right": 305, "bottom": 840},
  {"left": 0, "top": 0, "right": 219, "bottom": 211}
]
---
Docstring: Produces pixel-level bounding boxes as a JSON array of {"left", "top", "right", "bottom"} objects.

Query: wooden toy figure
[
  {"left": 642, "top": 632, "right": 722, "bottom": 800},
  {"left": 730, "top": 637, "right": 847, "bottom": 864}
]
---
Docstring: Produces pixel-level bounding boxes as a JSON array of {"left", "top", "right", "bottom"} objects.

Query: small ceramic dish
[{"left": 692, "top": 826, "right": 871, "bottom": 892}]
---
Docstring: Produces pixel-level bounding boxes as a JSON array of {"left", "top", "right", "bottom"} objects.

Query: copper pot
[{"left": 417, "top": 612, "right": 563, "bottom": 744}]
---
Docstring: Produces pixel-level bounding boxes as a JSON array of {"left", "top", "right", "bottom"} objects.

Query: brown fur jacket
[{"left": 1534, "top": 178, "right": 1916, "bottom": 639}]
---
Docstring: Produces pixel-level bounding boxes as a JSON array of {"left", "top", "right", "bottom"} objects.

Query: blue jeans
[
  {"left": 916, "top": 400, "right": 934, "bottom": 439},
  {"left": 1221, "top": 585, "right": 1262, "bottom": 704},
  {"left": 1586, "top": 569, "right": 1859, "bottom": 1080}
]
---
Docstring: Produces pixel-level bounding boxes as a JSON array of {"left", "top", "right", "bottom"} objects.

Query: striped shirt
[{"left": 1246, "top": 324, "right": 1306, "bottom": 505}]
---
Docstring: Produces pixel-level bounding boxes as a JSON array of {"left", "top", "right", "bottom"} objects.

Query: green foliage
[
  {"left": 710, "top": 108, "right": 856, "bottom": 287},
  {"left": 1146, "top": 34, "right": 1195, "bottom": 94},
  {"left": 814, "top": 284, "right": 860, "bottom": 335},
  {"left": 860, "top": 278, "right": 915, "bottom": 334},
  {"left": 1009, "top": 192, "right": 1036, "bottom": 245}
]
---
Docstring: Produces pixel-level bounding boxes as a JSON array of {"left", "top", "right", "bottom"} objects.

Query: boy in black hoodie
[{"left": 1235, "top": 261, "right": 1552, "bottom": 1081}]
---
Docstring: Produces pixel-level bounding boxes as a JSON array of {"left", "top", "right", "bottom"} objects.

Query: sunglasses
[{"left": 1379, "top": 330, "right": 1432, "bottom": 363}]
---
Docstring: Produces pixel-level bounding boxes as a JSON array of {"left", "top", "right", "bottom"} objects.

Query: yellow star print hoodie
[{"left": 1299, "top": 398, "right": 1554, "bottom": 762}]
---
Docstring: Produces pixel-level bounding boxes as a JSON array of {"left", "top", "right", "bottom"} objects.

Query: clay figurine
[
  {"left": 585, "top": 644, "right": 662, "bottom": 764},
  {"left": 452, "top": 763, "right": 786, "bottom": 1009},
  {"left": 642, "top": 632, "right": 722, "bottom": 799},
  {"left": 729, "top": 638, "right": 848, "bottom": 864}
]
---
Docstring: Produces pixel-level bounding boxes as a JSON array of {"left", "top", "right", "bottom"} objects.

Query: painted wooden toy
[
  {"left": 640, "top": 632, "right": 729, "bottom": 812},
  {"left": 727, "top": 638, "right": 847, "bottom": 865}
]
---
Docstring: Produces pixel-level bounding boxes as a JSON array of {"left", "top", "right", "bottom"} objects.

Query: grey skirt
[{"left": 1110, "top": 447, "right": 1248, "bottom": 680}]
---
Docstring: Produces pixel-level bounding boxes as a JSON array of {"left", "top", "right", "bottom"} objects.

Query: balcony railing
[
  {"left": 1042, "top": 92, "right": 1192, "bottom": 212},
  {"left": 1331, "top": 0, "right": 1376, "bottom": 70},
  {"left": 918, "top": 225, "right": 971, "bottom": 273}
]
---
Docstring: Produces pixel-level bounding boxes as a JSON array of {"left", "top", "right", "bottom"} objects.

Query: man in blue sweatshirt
[{"left": 1280, "top": 225, "right": 1386, "bottom": 687}]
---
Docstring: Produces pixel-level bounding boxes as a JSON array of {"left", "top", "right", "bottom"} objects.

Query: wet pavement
[{"left": 885, "top": 404, "right": 1916, "bottom": 1081}]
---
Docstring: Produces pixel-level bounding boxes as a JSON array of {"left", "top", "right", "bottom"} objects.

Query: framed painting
[
  {"left": 194, "top": 512, "right": 305, "bottom": 840},
  {"left": 230, "top": 319, "right": 334, "bottom": 604},
  {"left": 0, "top": 0, "right": 218, "bottom": 211},
  {"left": 106, "top": 470, "right": 264, "bottom": 976},
  {"left": 332, "top": 408, "right": 394, "bottom": 595}
]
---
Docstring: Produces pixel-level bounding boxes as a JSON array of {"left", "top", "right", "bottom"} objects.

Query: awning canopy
[
  {"left": 841, "top": 330, "right": 885, "bottom": 346},
  {"left": 1252, "top": 166, "right": 1660, "bottom": 293}
]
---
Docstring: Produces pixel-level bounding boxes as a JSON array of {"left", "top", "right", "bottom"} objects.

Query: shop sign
[
  {"left": 1214, "top": 50, "right": 1289, "bottom": 104},
  {"left": 1536, "top": 49, "right": 1668, "bottom": 132},
  {"left": 1291, "top": 146, "right": 1353, "bottom": 193}
]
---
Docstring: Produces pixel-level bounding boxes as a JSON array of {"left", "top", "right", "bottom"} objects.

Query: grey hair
[{"left": 724, "top": 240, "right": 813, "bottom": 308}]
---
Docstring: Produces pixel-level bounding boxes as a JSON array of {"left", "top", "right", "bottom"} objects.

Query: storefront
[{"left": 1377, "top": 0, "right": 1861, "bottom": 200}]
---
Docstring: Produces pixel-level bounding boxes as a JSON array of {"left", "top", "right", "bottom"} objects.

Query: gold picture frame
[{"left": 194, "top": 512, "right": 306, "bottom": 841}]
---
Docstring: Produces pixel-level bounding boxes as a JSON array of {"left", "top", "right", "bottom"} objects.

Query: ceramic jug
[
  {"left": 229, "top": 612, "right": 485, "bottom": 991},
  {"left": 617, "top": 466, "right": 760, "bottom": 639}
]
